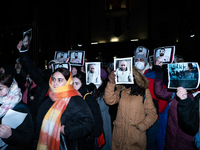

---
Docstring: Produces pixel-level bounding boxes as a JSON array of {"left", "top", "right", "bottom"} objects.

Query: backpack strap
[
  {"left": 83, "top": 93, "right": 91, "bottom": 100},
  {"left": 142, "top": 92, "right": 146, "bottom": 104}
]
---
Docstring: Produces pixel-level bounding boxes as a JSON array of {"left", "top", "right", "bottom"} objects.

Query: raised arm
[
  {"left": 17, "top": 41, "right": 47, "bottom": 86},
  {"left": 103, "top": 71, "right": 121, "bottom": 105},
  {"left": 153, "top": 62, "right": 173, "bottom": 101}
]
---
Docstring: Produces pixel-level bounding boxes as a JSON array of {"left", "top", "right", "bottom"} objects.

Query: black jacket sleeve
[
  {"left": 177, "top": 93, "right": 200, "bottom": 136},
  {"left": 19, "top": 52, "right": 46, "bottom": 86},
  {"left": 19, "top": 52, "right": 50, "bottom": 130},
  {"left": 62, "top": 96, "right": 95, "bottom": 139},
  {"left": 2, "top": 103, "right": 34, "bottom": 149},
  {"left": 85, "top": 94, "right": 103, "bottom": 137}
]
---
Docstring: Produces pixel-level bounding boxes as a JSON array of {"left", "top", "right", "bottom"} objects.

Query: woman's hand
[
  {"left": 60, "top": 125, "right": 65, "bottom": 135},
  {"left": 16, "top": 41, "right": 22, "bottom": 51},
  {"left": 0, "top": 124, "right": 12, "bottom": 139},
  {"left": 156, "top": 60, "right": 163, "bottom": 67},
  {"left": 177, "top": 87, "right": 188, "bottom": 100}
]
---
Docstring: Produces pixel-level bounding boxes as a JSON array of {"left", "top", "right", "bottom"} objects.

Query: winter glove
[{"left": 154, "top": 65, "right": 163, "bottom": 79}]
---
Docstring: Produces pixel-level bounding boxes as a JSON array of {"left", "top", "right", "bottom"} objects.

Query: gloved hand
[{"left": 154, "top": 60, "right": 163, "bottom": 79}]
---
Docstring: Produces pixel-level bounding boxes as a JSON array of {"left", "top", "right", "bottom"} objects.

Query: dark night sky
[{"left": 0, "top": 0, "right": 200, "bottom": 68}]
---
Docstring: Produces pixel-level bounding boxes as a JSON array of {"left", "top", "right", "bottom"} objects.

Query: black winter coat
[
  {"left": 1, "top": 102, "right": 34, "bottom": 150},
  {"left": 78, "top": 84, "right": 103, "bottom": 150},
  {"left": 32, "top": 96, "right": 95, "bottom": 150},
  {"left": 177, "top": 93, "right": 200, "bottom": 136}
]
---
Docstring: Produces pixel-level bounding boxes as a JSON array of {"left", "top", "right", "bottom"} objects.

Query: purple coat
[{"left": 154, "top": 78, "right": 196, "bottom": 150}]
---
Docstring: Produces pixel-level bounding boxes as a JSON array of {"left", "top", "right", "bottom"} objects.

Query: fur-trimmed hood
[{"left": 116, "top": 65, "right": 149, "bottom": 90}]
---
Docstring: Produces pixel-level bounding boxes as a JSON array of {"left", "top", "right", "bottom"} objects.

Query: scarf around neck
[
  {"left": 37, "top": 72, "right": 81, "bottom": 150},
  {"left": 0, "top": 79, "right": 22, "bottom": 118}
]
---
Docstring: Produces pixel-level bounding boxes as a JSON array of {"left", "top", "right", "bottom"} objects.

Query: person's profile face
[
  {"left": 120, "top": 61, "right": 126, "bottom": 71},
  {"left": 90, "top": 65, "right": 95, "bottom": 73},
  {"left": 0, "top": 83, "right": 9, "bottom": 96},
  {"left": 73, "top": 77, "right": 82, "bottom": 90},
  {"left": 23, "top": 35, "right": 29, "bottom": 48}
]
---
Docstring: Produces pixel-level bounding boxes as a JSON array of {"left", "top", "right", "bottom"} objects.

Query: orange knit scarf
[{"left": 37, "top": 72, "right": 80, "bottom": 150}]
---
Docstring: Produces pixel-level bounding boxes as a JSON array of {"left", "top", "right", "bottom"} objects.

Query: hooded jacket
[{"left": 104, "top": 66, "right": 157, "bottom": 150}]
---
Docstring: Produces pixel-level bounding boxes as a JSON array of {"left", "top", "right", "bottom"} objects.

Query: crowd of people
[{"left": 0, "top": 40, "right": 199, "bottom": 150}]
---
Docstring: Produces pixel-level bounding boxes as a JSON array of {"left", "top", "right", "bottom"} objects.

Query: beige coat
[{"left": 104, "top": 66, "right": 157, "bottom": 150}]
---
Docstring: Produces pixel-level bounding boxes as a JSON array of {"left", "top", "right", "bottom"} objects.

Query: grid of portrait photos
[
  {"left": 68, "top": 50, "right": 85, "bottom": 66},
  {"left": 85, "top": 62, "right": 101, "bottom": 85},
  {"left": 20, "top": 28, "right": 32, "bottom": 52},
  {"left": 134, "top": 46, "right": 149, "bottom": 58},
  {"left": 114, "top": 57, "right": 134, "bottom": 84},
  {"left": 51, "top": 63, "right": 71, "bottom": 72},
  {"left": 168, "top": 62, "right": 200, "bottom": 89},
  {"left": 154, "top": 46, "right": 175, "bottom": 64}
]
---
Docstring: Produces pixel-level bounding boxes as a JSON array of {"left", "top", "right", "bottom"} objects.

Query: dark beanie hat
[{"left": 134, "top": 54, "right": 148, "bottom": 65}]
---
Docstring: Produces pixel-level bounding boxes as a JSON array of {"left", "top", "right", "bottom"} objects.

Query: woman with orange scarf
[{"left": 32, "top": 68, "right": 95, "bottom": 150}]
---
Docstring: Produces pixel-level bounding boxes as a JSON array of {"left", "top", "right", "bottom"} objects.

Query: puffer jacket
[
  {"left": 104, "top": 66, "right": 157, "bottom": 150},
  {"left": 32, "top": 96, "right": 95, "bottom": 150},
  {"left": 154, "top": 78, "right": 197, "bottom": 150}
]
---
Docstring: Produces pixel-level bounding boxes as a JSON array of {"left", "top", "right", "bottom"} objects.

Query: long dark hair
[
  {"left": 53, "top": 67, "right": 70, "bottom": 81},
  {"left": 93, "top": 77, "right": 107, "bottom": 98},
  {"left": 73, "top": 72, "right": 86, "bottom": 85},
  {"left": 129, "top": 77, "right": 145, "bottom": 96},
  {"left": 0, "top": 74, "right": 13, "bottom": 88}
]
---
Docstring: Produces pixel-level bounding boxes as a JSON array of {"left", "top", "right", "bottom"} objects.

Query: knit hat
[
  {"left": 134, "top": 54, "right": 148, "bottom": 65},
  {"left": 101, "top": 68, "right": 107, "bottom": 80}
]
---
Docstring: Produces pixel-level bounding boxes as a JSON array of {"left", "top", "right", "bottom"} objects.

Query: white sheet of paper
[{"left": 2, "top": 109, "right": 28, "bottom": 129}]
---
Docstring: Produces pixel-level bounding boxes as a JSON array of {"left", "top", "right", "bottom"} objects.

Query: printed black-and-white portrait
[
  {"left": 69, "top": 50, "right": 85, "bottom": 66},
  {"left": 54, "top": 51, "right": 69, "bottom": 63},
  {"left": 85, "top": 62, "right": 100, "bottom": 85},
  {"left": 51, "top": 63, "right": 71, "bottom": 72},
  {"left": 154, "top": 46, "right": 175, "bottom": 64},
  {"left": 20, "top": 29, "right": 32, "bottom": 52},
  {"left": 114, "top": 57, "right": 133, "bottom": 84}
]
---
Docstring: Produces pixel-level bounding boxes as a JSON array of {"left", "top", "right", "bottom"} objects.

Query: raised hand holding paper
[{"left": 168, "top": 62, "right": 200, "bottom": 89}]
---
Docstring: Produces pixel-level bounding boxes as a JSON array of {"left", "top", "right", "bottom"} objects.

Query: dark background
[{"left": 0, "top": 0, "right": 199, "bottom": 69}]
